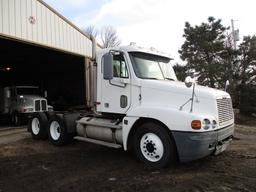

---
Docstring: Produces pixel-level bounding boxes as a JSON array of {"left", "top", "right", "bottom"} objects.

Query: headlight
[
  {"left": 48, "top": 106, "right": 54, "bottom": 112},
  {"left": 202, "top": 119, "right": 211, "bottom": 130},
  {"left": 23, "top": 108, "right": 33, "bottom": 112},
  {"left": 212, "top": 120, "right": 217, "bottom": 129}
]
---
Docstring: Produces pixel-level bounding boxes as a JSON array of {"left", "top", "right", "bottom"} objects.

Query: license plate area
[{"left": 214, "top": 137, "right": 232, "bottom": 155}]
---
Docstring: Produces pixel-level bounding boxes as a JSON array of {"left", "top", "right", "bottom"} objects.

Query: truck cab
[
  {"left": 29, "top": 44, "right": 234, "bottom": 168},
  {"left": 96, "top": 46, "right": 178, "bottom": 114},
  {"left": 95, "top": 45, "right": 234, "bottom": 163}
]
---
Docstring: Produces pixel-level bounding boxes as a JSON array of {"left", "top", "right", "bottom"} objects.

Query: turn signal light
[{"left": 191, "top": 120, "right": 201, "bottom": 129}]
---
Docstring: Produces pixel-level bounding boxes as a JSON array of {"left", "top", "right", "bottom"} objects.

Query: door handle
[{"left": 112, "top": 78, "right": 129, "bottom": 84}]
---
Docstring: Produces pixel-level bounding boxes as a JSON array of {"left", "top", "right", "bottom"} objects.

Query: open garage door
[{"left": 0, "top": 37, "right": 86, "bottom": 111}]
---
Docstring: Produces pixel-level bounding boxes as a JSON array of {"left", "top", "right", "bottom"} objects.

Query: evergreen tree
[
  {"left": 173, "top": 63, "right": 187, "bottom": 81},
  {"left": 238, "top": 36, "right": 256, "bottom": 85},
  {"left": 238, "top": 36, "right": 256, "bottom": 114},
  {"left": 179, "top": 17, "right": 232, "bottom": 88}
]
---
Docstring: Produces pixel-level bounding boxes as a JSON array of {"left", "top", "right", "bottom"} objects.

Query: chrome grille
[
  {"left": 217, "top": 98, "right": 233, "bottom": 125},
  {"left": 35, "top": 100, "right": 40, "bottom": 111},
  {"left": 34, "top": 100, "right": 47, "bottom": 111},
  {"left": 41, "top": 100, "right": 47, "bottom": 111}
]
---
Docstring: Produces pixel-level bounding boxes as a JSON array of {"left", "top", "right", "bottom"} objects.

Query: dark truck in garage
[{"left": 0, "top": 86, "right": 52, "bottom": 125}]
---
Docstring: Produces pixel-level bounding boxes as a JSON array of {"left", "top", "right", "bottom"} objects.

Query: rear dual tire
[
  {"left": 29, "top": 113, "right": 70, "bottom": 145},
  {"left": 29, "top": 113, "right": 48, "bottom": 140},
  {"left": 48, "top": 115, "right": 70, "bottom": 146}
]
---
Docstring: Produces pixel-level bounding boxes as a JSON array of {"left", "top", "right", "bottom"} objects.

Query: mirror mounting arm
[
  {"left": 190, "top": 83, "right": 196, "bottom": 113},
  {"left": 179, "top": 98, "right": 192, "bottom": 111},
  {"left": 180, "top": 76, "right": 198, "bottom": 112}
]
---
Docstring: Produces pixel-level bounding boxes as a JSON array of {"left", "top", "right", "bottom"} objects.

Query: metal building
[
  {"left": 0, "top": 0, "right": 92, "bottom": 57},
  {"left": 0, "top": 0, "right": 95, "bottom": 109}
]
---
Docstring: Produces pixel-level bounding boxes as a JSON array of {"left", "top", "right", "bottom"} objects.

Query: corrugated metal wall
[{"left": 0, "top": 0, "right": 92, "bottom": 57}]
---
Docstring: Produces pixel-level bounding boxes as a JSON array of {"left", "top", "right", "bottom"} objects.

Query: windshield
[
  {"left": 16, "top": 87, "right": 40, "bottom": 95},
  {"left": 129, "top": 52, "right": 177, "bottom": 80}
]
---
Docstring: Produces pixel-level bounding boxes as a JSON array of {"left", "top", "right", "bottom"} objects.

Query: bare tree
[
  {"left": 83, "top": 25, "right": 98, "bottom": 38},
  {"left": 100, "top": 26, "right": 121, "bottom": 48}
]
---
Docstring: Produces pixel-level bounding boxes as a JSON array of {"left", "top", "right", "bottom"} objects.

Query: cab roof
[{"left": 98, "top": 45, "right": 173, "bottom": 60}]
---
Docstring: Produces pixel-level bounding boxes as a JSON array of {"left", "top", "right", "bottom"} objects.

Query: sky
[{"left": 43, "top": 0, "right": 256, "bottom": 63}]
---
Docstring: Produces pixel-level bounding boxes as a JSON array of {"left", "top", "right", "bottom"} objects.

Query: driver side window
[{"left": 113, "top": 54, "right": 129, "bottom": 78}]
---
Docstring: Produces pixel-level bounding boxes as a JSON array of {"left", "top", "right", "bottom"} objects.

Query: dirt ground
[{"left": 0, "top": 117, "right": 255, "bottom": 192}]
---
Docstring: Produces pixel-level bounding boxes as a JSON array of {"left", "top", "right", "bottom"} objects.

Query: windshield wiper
[{"left": 165, "top": 77, "right": 175, "bottom": 81}]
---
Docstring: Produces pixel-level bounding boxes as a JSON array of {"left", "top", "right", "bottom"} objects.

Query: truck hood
[
  {"left": 20, "top": 95, "right": 46, "bottom": 100},
  {"left": 20, "top": 95, "right": 46, "bottom": 107},
  {"left": 141, "top": 80, "right": 229, "bottom": 100},
  {"left": 140, "top": 80, "right": 230, "bottom": 116}
]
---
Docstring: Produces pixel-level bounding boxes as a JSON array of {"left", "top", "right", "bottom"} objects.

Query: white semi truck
[{"left": 28, "top": 38, "right": 234, "bottom": 168}]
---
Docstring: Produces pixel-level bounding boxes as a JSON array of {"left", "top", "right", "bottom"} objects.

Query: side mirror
[
  {"left": 6, "top": 90, "right": 10, "bottom": 98},
  {"left": 103, "top": 53, "right": 113, "bottom": 80},
  {"left": 44, "top": 91, "right": 48, "bottom": 98},
  {"left": 185, "top": 76, "right": 195, "bottom": 88}
]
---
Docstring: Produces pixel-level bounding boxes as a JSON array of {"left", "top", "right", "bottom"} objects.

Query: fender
[{"left": 122, "top": 106, "right": 216, "bottom": 150}]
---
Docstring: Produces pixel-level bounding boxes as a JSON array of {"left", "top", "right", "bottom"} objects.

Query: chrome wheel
[
  {"left": 140, "top": 133, "right": 164, "bottom": 162},
  {"left": 31, "top": 118, "right": 40, "bottom": 135},
  {"left": 50, "top": 121, "right": 61, "bottom": 141}
]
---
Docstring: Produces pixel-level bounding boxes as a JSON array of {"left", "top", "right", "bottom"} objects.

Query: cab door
[{"left": 100, "top": 52, "right": 131, "bottom": 114}]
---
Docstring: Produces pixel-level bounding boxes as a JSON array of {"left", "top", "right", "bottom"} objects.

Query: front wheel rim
[
  {"left": 31, "top": 118, "right": 40, "bottom": 135},
  {"left": 140, "top": 133, "right": 164, "bottom": 162},
  {"left": 50, "top": 121, "right": 61, "bottom": 140}
]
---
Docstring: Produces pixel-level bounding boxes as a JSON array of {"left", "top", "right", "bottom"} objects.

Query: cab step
[{"left": 74, "top": 136, "right": 122, "bottom": 149}]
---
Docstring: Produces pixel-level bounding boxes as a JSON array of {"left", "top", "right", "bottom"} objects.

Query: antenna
[{"left": 231, "top": 19, "right": 239, "bottom": 50}]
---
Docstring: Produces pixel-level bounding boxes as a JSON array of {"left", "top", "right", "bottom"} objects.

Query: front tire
[
  {"left": 48, "top": 115, "right": 70, "bottom": 146},
  {"left": 29, "top": 113, "right": 48, "bottom": 140},
  {"left": 133, "top": 122, "right": 176, "bottom": 168}
]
